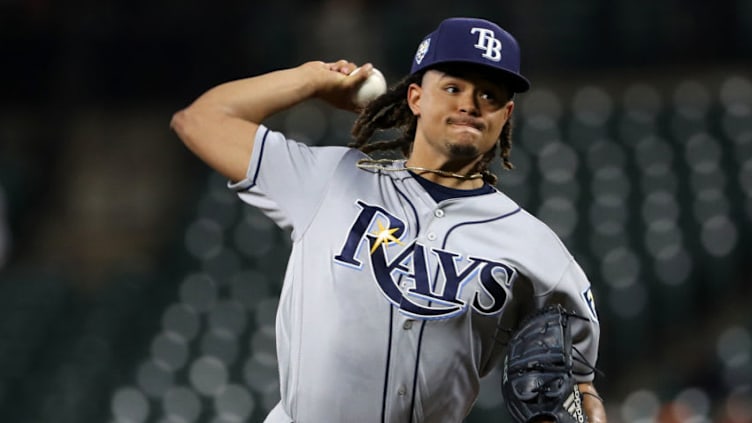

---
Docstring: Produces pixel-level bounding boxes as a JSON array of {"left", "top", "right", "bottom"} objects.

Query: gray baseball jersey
[{"left": 230, "top": 125, "right": 601, "bottom": 423}]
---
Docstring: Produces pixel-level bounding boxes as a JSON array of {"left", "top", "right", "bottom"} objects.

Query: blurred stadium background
[{"left": 1, "top": 0, "right": 751, "bottom": 422}]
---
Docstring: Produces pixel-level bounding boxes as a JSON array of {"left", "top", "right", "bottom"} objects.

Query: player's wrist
[
  {"left": 579, "top": 383, "right": 607, "bottom": 422},
  {"left": 289, "top": 63, "right": 327, "bottom": 99}
]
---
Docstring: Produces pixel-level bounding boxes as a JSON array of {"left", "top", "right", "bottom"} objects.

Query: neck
[{"left": 404, "top": 158, "right": 484, "bottom": 189}]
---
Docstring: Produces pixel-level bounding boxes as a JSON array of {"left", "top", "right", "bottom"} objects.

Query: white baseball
[{"left": 350, "top": 67, "right": 387, "bottom": 107}]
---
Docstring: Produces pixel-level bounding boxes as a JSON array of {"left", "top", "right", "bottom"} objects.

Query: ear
[
  {"left": 502, "top": 100, "right": 515, "bottom": 122},
  {"left": 407, "top": 83, "right": 422, "bottom": 116}
]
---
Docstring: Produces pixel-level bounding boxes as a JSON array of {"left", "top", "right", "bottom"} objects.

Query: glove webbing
[{"left": 497, "top": 307, "right": 603, "bottom": 378}]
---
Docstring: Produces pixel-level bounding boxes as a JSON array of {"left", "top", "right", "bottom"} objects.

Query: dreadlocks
[{"left": 349, "top": 70, "right": 516, "bottom": 186}]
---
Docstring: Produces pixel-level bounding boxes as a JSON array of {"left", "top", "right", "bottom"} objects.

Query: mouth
[{"left": 447, "top": 117, "right": 484, "bottom": 132}]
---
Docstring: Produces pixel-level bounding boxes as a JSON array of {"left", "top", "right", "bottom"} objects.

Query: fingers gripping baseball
[
  {"left": 327, "top": 59, "right": 359, "bottom": 75},
  {"left": 306, "top": 60, "right": 384, "bottom": 111},
  {"left": 349, "top": 66, "right": 387, "bottom": 107}
]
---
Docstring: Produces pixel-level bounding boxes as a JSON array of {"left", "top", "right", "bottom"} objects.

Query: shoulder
[
  {"left": 503, "top": 202, "right": 567, "bottom": 247},
  {"left": 475, "top": 191, "right": 561, "bottom": 241},
  {"left": 259, "top": 124, "right": 366, "bottom": 164},
  {"left": 487, "top": 201, "right": 578, "bottom": 279}
]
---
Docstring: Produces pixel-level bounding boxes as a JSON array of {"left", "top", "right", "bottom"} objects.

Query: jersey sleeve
[
  {"left": 507, "top": 211, "right": 601, "bottom": 382},
  {"left": 543, "top": 259, "right": 601, "bottom": 383},
  {"left": 228, "top": 125, "right": 351, "bottom": 237}
]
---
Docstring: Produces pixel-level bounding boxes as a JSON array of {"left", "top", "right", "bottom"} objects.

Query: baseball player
[{"left": 172, "top": 17, "right": 606, "bottom": 423}]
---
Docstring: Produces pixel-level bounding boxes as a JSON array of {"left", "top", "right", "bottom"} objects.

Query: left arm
[{"left": 580, "top": 382, "right": 607, "bottom": 422}]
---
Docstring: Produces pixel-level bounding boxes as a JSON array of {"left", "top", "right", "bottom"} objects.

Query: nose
[{"left": 457, "top": 90, "right": 480, "bottom": 116}]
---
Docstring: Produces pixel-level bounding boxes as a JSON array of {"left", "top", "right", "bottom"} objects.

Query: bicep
[{"left": 171, "top": 105, "right": 258, "bottom": 183}]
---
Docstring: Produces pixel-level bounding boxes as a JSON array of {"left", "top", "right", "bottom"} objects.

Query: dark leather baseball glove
[{"left": 501, "top": 305, "right": 588, "bottom": 423}]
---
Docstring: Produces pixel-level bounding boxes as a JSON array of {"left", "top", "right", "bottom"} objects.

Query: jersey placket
[{"left": 383, "top": 205, "right": 449, "bottom": 422}]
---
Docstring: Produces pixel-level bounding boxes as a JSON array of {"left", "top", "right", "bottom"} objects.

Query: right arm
[{"left": 170, "top": 60, "right": 373, "bottom": 182}]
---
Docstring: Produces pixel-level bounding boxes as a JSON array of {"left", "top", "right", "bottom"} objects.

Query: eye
[
  {"left": 479, "top": 91, "right": 503, "bottom": 107},
  {"left": 445, "top": 85, "right": 460, "bottom": 94}
]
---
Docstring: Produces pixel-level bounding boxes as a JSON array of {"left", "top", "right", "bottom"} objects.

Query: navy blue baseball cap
[{"left": 410, "top": 17, "right": 530, "bottom": 93}]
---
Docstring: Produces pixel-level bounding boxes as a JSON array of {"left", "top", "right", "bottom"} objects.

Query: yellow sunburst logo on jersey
[{"left": 370, "top": 220, "right": 404, "bottom": 254}]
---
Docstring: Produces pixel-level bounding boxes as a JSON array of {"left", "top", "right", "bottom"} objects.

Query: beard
[{"left": 447, "top": 142, "right": 481, "bottom": 158}]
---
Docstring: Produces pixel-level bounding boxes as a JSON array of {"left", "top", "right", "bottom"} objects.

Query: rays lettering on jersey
[{"left": 334, "top": 200, "right": 516, "bottom": 319}]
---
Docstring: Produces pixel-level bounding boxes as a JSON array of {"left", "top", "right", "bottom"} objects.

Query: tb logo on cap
[{"left": 471, "top": 27, "right": 502, "bottom": 62}]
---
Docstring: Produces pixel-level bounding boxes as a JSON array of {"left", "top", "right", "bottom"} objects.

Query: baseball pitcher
[{"left": 172, "top": 17, "right": 607, "bottom": 423}]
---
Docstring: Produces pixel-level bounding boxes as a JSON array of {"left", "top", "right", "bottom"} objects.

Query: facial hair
[{"left": 447, "top": 142, "right": 480, "bottom": 158}]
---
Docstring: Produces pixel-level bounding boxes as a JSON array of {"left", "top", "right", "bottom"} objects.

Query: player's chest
[{"left": 322, "top": 197, "right": 518, "bottom": 320}]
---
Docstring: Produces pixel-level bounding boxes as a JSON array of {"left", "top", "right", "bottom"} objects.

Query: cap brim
[
  {"left": 423, "top": 61, "right": 531, "bottom": 93},
  {"left": 503, "top": 72, "right": 531, "bottom": 93}
]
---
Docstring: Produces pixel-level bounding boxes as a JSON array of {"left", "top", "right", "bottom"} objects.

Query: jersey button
[
  {"left": 427, "top": 233, "right": 437, "bottom": 241},
  {"left": 403, "top": 320, "right": 413, "bottom": 330},
  {"left": 398, "top": 386, "right": 407, "bottom": 396},
  {"left": 434, "top": 209, "right": 445, "bottom": 218}
]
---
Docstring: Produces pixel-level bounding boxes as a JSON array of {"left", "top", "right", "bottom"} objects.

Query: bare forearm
[
  {"left": 187, "top": 60, "right": 368, "bottom": 124},
  {"left": 169, "top": 68, "right": 313, "bottom": 182},
  {"left": 170, "top": 60, "right": 368, "bottom": 182},
  {"left": 580, "top": 383, "right": 607, "bottom": 422},
  {"left": 190, "top": 65, "right": 320, "bottom": 124}
]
